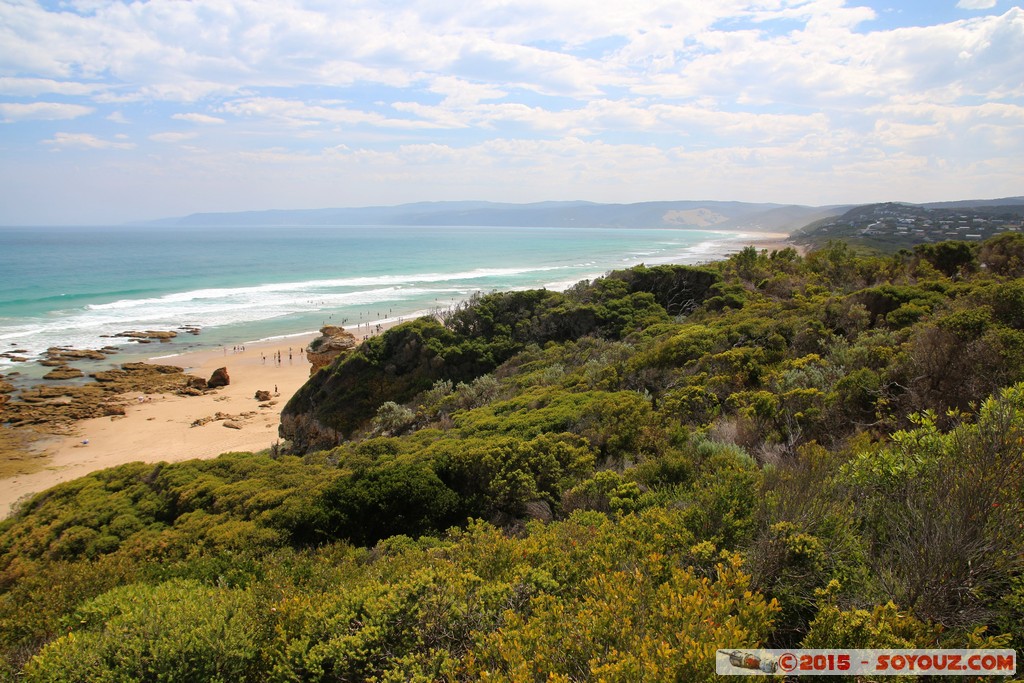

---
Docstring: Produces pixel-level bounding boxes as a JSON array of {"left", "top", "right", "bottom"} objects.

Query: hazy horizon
[{"left": 1, "top": 1, "right": 1022, "bottom": 225}]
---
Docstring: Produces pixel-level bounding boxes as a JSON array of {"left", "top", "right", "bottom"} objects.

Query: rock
[
  {"left": 208, "top": 367, "right": 230, "bottom": 388},
  {"left": 2, "top": 360, "right": 209, "bottom": 440},
  {"left": 113, "top": 330, "right": 178, "bottom": 341},
  {"left": 0, "top": 380, "right": 15, "bottom": 394},
  {"left": 90, "top": 370, "right": 123, "bottom": 383},
  {"left": 306, "top": 325, "right": 358, "bottom": 376},
  {"left": 43, "top": 365, "right": 85, "bottom": 380},
  {"left": 186, "top": 376, "right": 208, "bottom": 390},
  {"left": 122, "top": 362, "right": 182, "bottom": 375},
  {"left": 254, "top": 390, "right": 272, "bottom": 401},
  {"left": 44, "top": 347, "right": 107, "bottom": 361},
  {"left": 191, "top": 411, "right": 254, "bottom": 428}
]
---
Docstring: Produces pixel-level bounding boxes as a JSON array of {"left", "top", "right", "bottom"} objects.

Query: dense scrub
[{"left": 2, "top": 239, "right": 1024, "bottom": 680}]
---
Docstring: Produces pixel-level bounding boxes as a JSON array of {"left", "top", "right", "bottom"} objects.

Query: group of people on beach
[{"left": 261, "top": 347, "right": 301, "bottom": 366}]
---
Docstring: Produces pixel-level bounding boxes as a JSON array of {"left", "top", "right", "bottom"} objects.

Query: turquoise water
[{"left": 0, "top": 225, "right": 741, "bottom": 368}]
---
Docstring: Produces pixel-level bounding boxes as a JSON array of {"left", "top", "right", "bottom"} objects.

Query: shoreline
[
  {"left": 0, "top": 323, "right": 397, "bottom": 518},
  {"left": 0, "top": 233, "right": 805, "bottom": 518}
]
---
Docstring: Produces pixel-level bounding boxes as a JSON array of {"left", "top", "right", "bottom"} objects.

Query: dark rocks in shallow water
[
  {"left": 208, "top": 367, "right": 230, "bottom": 388},
  {"left": 43, "top": 365, "right": 85, "bottom": 380},
  {"left": 111, "top": 330, "right": 178, "bottom": 342},
  {"left": 6, "top": 362, "right": 207, "bottom": 429},
  {"left": 45, "top": 347, "right": 107, "bottom": 361}
]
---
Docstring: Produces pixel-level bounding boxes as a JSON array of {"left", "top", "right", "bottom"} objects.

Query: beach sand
[
  {"left": 0, "top": 327, "right": 387, "bottom": 518},
  {"left": 729, "top": 232, "right": 808, "bottom": 255}
]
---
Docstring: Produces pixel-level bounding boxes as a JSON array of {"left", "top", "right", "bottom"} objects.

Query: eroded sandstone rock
[{"left": 306, "top": 325, "right": 357, "bottom": 376}]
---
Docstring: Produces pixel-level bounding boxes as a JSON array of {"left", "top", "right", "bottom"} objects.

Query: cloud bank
[{"left": 0, "top": 0, "right": 1021, "bottom": 223}]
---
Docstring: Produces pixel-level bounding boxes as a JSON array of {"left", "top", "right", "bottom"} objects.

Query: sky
[{"left": 0, "top": 0, "right": 1022, "bottom": 225}]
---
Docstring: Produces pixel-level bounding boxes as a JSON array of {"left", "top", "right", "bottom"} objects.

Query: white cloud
[
  {"left": 1, "top": 1, "right": 1022, "bottom": 222},
  {"left": 222, "top": 97, "right": 443, "bottom": 129},
  {"left": 42, "top": 132, "right": 135, "bottom": 150},
  {"left": 957, "top": 0, "right": 998, "bottom": 8},
  {"left": 0, "top": 77, "right": 103, "bottom": 96},
  {"left": 0, "top": 102, "right": 94, "bottom": 122},
  {"left": 148, "top": 131, "right": 198, "bottom": 143},
  {"left": 172, "top": 112, "right": 226, "bottom": 124}
]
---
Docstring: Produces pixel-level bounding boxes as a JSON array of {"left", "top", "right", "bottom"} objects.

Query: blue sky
[{"left": 0, "top": 0, "right": 1021, "bottom": 224}]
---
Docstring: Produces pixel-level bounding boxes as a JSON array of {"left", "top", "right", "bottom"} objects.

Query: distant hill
[
  {"left": 792, "top": 199, "right": 1024, "bottom": 252},
  {"left": 921, "top": 196, "right": 1024, "bottom": 209},
  {"left": 145, "top": 200, "right": 842, "bottom": 232}
]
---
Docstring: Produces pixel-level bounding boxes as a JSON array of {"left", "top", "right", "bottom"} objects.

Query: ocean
[{"left": 0, "top": 224, "right": 744, "bottom": 374}]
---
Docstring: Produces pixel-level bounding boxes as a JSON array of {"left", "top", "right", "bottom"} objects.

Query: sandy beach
[
  {"left": 729, "top": 231, "right": 808, "bottom": 255},
  {"left": 1, "top": 330, "right": 360, "bottom": 517}
]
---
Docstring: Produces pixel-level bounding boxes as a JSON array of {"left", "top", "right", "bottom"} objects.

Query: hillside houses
[{"left": 797, "top": 201, "right": 1024, "bottom": 250}]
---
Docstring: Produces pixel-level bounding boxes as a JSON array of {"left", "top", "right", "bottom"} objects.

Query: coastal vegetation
[{"left": 2, "top": 237, "right": 1024, "bottom": 680}]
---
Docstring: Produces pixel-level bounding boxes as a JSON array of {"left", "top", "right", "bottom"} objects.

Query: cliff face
[
  {"left": 281, "top": 318, "right": 482, "bottom": 452},
  {"left": 279, "top": 266, "right": 722, "bottom": 452},
  {"left": 306, "top": 326, "right": 357, "bottom": 376}
]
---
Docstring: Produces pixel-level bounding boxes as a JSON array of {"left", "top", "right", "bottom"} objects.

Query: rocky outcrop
[
  {"left": 305, "top": 325, "right": 358, "bottom": 376},
  {"left": 106, "top": 330, "right": 178, "bottom": 343},
  {"left": 43, "top": 365, "right": 84, "bottom": 380},
  {"left": 3, "top": 363, "right": 207, "bottom": 431},
  {"left": 45, "top": 347, "right": 110, "bottom": 362},
  {"left": 190, "top": 411, "right": 257, "bottom": 428},
  {"left": 254, "top": 390, "right": 272, "bottom": 401},
  {"left": 0, "top": 378, "right": 13, "bottom": 407},
  {"left": 282, "top": 319, "right": 465, "bottom": 451},
  {"left": 208, "top": 367, "right": 230, "bottom": 388}
]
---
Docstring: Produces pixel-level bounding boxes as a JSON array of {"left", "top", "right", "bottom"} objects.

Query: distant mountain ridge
[
  {"left": 145, "top": 197, "right": 1024, "bottom": 234},
  {"left": 145, "top": 200, "right": 842, "bottom": 232}
]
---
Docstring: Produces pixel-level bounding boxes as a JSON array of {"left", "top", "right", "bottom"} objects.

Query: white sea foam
[
  {"left": 85, "top": 266, "right": 564, "bottom": 312},
  {"left": 0, "top": 228, "right": 747, "bottom": 362}
]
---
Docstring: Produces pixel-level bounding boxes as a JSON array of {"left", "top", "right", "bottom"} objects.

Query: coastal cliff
[{"left": 279, "top": 265, "right": 721, "bottom": 451}]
